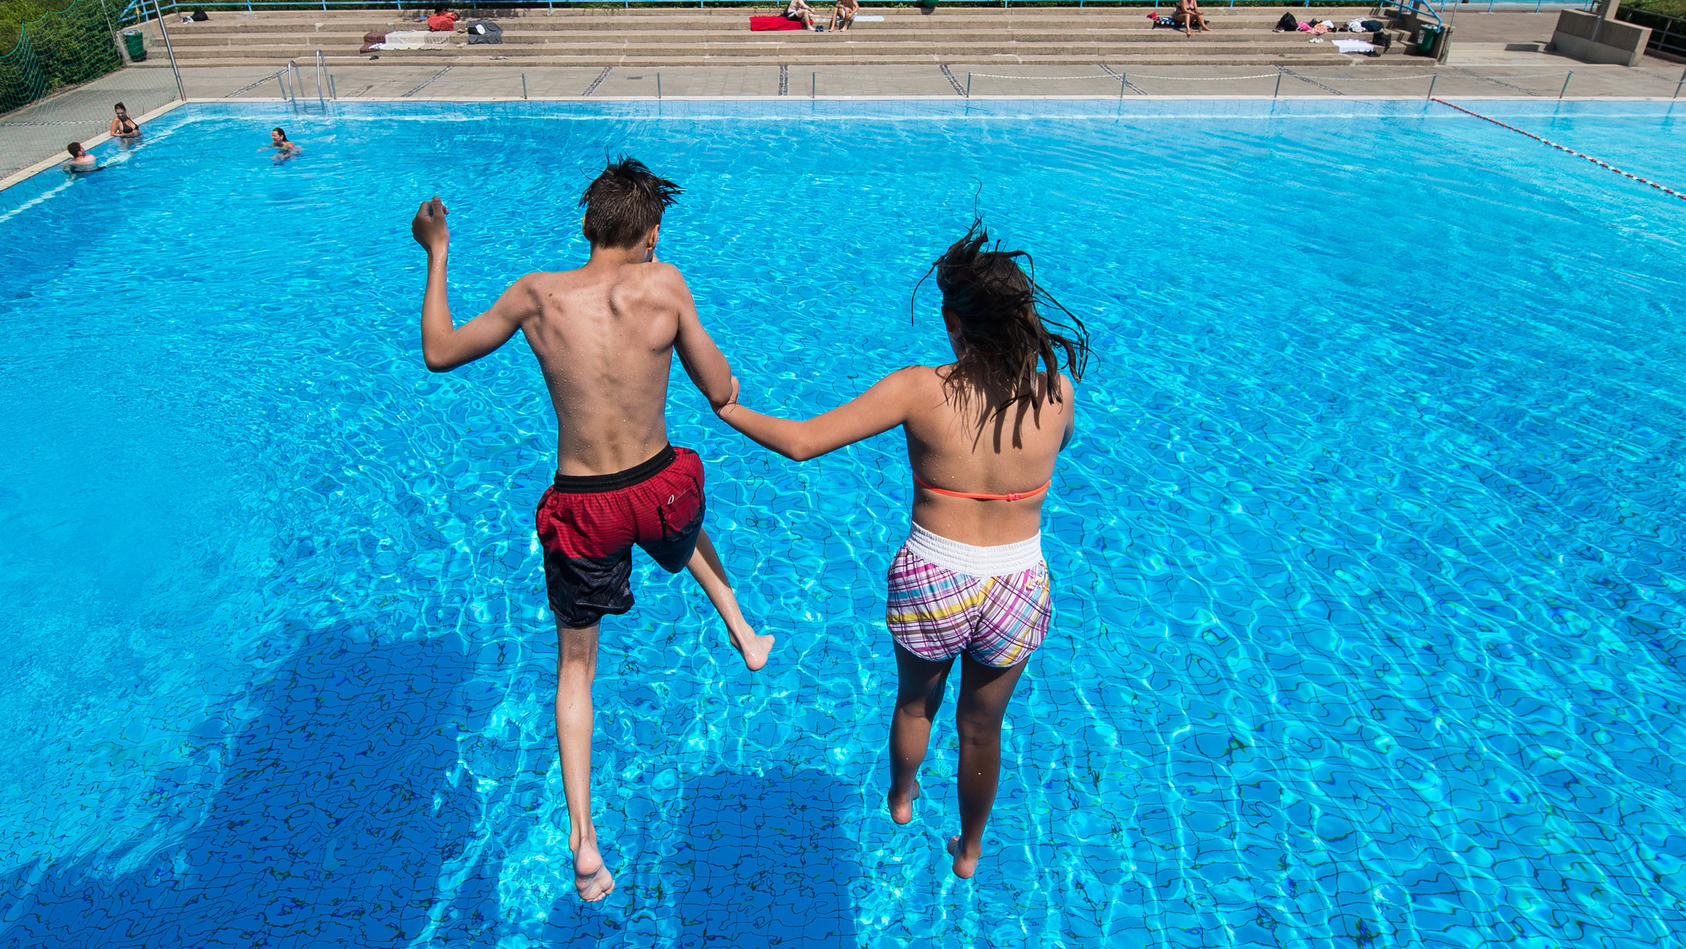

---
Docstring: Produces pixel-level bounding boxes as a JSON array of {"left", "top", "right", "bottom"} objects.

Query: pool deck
[{"left": 1, "top": 8, "right": 1682, "bottom": 189}]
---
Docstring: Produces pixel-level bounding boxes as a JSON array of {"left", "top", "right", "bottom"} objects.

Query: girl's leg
[
  {"left": 946, "top": 653, "right": 1029, "bottom": 878},
  {"left": 887, "top": 643, "right": 954, "bottom": 824}
]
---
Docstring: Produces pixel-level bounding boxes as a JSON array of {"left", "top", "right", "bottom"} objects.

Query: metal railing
[
  {"left": 1430, "top": 0, "right": 1585, "bottom": 9},
  {"left": 1616, "top": 5, "right": 1686, "bottom": 57},
  {"left": 1375, "top": 0, "right": 1443, "bottom": 30}
]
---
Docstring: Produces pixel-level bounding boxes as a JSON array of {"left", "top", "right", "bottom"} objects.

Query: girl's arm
[{"left": 717, "top": 367, "right": 923, "bottom": 461}]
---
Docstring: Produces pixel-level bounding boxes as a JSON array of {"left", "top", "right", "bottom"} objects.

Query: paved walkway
[{"left": 3, "top": 9, "right": 1683, "bottom": 189}]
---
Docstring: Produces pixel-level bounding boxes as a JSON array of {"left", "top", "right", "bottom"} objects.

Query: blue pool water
[{"left": 0, "top": 99, "right": 1683, "bottom": 947}]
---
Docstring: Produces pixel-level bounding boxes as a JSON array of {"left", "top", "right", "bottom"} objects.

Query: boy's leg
[
  {"left": 945, "top": 654, "right": 1028, "bottom": 878},
  {"left": 887, "top": 644, "right": 953, "bottom": 824},
  {"left": 556, "top": 619, "right": 615, "bottom": 901},
  {"left": 685, "top": 528, "right": 775, "bottom": 671}
]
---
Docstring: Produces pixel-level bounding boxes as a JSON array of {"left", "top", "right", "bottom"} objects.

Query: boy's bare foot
[
  {"left": 946, "top": 835, "right": 979, "bottom": 879},
  {"left": 887, "top": 782, "right": 920, "bottom": 824},
  {"left": 728, "top": 623, "right": 776, "bottom": 671},
  {"left": 573, "top": 840, "right": 616, "bottom": 901}
]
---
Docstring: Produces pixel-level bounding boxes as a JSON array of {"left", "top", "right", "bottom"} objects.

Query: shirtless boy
[{"left": 409, "top": 157, "right": 775, "bottom": 901}]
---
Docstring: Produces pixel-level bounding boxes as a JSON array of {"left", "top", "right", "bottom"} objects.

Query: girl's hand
[{"left": 714, "top": 376, "right": 740, "bottom": 415}]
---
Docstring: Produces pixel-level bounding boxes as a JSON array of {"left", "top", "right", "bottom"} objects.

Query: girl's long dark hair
[{"left": 915, "top": 222, "right": 1090, "bottom": 420}]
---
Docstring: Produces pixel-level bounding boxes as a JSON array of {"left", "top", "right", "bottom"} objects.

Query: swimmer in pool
[
  {"left": 715, "top": 223, "right": 1089, "bottom": 879},
  {"left": 408, "top": 157, "right": 773, "bottom": 903},
  {"left": 110, "top": 102, "right": 141, "bottom": 140},
  {"left": 64, "top": 142, "right": 100, "bottom": 173},
  {"left": 261, "top": 127, "right": 301, "bottom": 162}
]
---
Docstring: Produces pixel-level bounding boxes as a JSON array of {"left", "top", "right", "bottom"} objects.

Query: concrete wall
[{"left": 1551, "top": 9, "right": 1652, "bottom": 66}]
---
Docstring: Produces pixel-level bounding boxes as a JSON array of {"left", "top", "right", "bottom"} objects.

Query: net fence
[{"left": 0, "top": 0, "right": 181, "bottom": 182}]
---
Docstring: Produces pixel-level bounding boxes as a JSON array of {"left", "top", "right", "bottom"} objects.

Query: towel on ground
[
  {"left": 1332, "top": 38, "right": 1377, "bottom": 53},
  {"left": 367, "top": 30, "right": 451, "bottom": 50},
  {"left": 750, "top": 15, "right": 804, "bottom": 30}
]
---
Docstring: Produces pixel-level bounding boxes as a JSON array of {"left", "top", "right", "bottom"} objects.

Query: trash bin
[
  {"left": 123, "top": 29, "right": 147, "bottom": 62},
  {"left": 1415, "top": 24, "right": 1443, "bottom": 57}
]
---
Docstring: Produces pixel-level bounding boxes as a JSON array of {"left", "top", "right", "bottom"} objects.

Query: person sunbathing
[
  {"left": 426, "top": 5, "right": 458, "bottom": 31},
  {"left": 784, "top": 0, "right": 821, "bottom": 31},
  {"left": 1173, "top": 0, "right": 1210, "bottom": 35},
  {"left": 830, "top": 0, "right": 859, "bottom": 32}
]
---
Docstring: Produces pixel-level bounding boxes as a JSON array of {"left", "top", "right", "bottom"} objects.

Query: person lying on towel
[{"left": 426, "top": 6, "right": 458, "bottom": 31}]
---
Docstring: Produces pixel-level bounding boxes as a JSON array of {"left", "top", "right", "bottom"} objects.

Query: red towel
[{"left": 750, "top": 15, "right": 803, "bottom": 31}]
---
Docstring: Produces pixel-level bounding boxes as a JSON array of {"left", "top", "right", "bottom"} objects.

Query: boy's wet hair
[
  {"left": 66, "top": 142, "right": 82, "bottom": 157},
  {"left": 579, "top": 157, "right": 682, "bottom": 250},
  {"left": 918, "top": 221, "right": 1090, "bottom": 415}
]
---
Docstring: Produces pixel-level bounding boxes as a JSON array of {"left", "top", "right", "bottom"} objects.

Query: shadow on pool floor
[{"left": 0, "top": 626, "right": 492, "bottom": 947}]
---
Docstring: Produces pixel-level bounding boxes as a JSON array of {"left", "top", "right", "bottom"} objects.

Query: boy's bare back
[
  {"left": 411, "top": 197, "right": 732, "bottom": 476},
  {"left": 511, "top": 259, "right": 707, "bottom": 476}
]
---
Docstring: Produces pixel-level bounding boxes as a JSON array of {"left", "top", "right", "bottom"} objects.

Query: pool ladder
[{"left": 278, "top": 52, "right": 333, "bottom": 110}]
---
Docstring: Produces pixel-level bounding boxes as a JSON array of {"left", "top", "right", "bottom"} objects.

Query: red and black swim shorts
[{"left": 535, "top": 444, "right": 705, "bottom": 628}]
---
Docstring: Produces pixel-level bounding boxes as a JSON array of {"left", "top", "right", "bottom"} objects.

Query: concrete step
[
  {"left": 172, "top": 48, "right": 1375, "bottom": 67},
  {"left": 256, "top": 50, "right": 1390, "bottom": 67},
  {"left": 148, "top": 6, "right": 1402, "bottom": 67}
]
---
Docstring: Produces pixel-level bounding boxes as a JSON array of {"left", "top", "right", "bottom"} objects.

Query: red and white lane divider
[{"left": 1430, "top": 97, "right": 1685, "bottom": 204}]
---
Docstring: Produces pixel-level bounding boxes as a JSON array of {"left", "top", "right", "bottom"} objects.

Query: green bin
[
  {"left": 123, "top": 29, "right": 146, "bottom": 63},
  {"left": 1415, "top": 25, "right": 1442, "bottom": 57}
]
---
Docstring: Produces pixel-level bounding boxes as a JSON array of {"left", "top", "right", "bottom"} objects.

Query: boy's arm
[
  {"left": 668, "top": 267, "right": 734, "bottom": 409},
  {"left": 412, "top": 197, "right": 534, "bottom": 372},
  {"left": 716, "top": 367, "right": 918, "bottom": 461}
]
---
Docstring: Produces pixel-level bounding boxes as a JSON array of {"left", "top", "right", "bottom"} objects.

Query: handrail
[
  {"left": 1375, "top": 0, "right": 1443, "bottom": 30},
  {"left": 314, "top": 47, "right": 326, "bottom": 106}
]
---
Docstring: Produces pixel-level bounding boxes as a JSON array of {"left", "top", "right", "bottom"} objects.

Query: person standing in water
[
  {"left": 409, "top": 157, "right": 774, "bottom": 902},
  {"left": 110, "top": 103, "right": 141, "bottom": 140},
  {"left": 714, "top": 224, "right": 1088, "bottom": 879}
]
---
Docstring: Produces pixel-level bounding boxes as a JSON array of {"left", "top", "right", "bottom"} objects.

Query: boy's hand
[{"left": 412, "top": 197, "right": 450, "bottom": 254}]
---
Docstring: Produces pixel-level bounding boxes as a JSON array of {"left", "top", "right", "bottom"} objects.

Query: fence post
[
  {"left": 1274, "top": 67, "right": 1282, "bottom": 98},
  {"left": 657, "top": 72, "right": 662, "bottom": 99},
  {"left": 1426, "top": 74, "right": 1436, "bottom": 99},
  {"left": 329, "top": 73, "right": 336, "bottom": 99},
  {"left": 965, "top": 72, "right": 972, "bottom": 98},
  {"left": 522, "top": 72, "right": 528, "bottom": 99},
  {"left": 811, "top": 71, "right": 816, "bottom": 98},
  {"left": 1560, "top": 69, "right": 1572, "bottom": 99},
  {"left": 150, "top": 0, "right": 186, "bottom": 100},
  {"left": 1119, "top": 72, "right": 1126, "bottom": 98}
]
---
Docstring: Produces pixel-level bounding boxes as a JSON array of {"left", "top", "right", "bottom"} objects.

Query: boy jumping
[{"left": 410, "top": 158, "right": 775, "bottom": 901}]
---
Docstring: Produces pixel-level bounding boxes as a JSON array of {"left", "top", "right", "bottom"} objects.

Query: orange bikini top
[{"left": 912, "top": 471, "right": 1050, "bottom": 502}]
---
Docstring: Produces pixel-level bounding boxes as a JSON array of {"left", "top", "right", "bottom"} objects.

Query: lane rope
[{"left": 1431, "top": 97, "right": 1684, "bottom": 203}]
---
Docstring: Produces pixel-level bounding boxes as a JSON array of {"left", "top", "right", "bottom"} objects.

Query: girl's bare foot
[
  {"left": 946, "top": 835, "right": 980, "bottom": 879},
  {"left": 886, "top": 782, "right": 921, "bottom": 824},
  {"left": 573, "top": 840, "right": 616, "bottom": 901}
]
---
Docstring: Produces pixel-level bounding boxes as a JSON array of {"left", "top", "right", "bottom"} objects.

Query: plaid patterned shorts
[{"left": 885, "top": 527, "right": 1052, "bottom": 668}]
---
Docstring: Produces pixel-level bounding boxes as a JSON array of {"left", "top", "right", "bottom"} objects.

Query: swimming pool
[{"left": 1, "top": 98, "right": 1682, "bottom": 946}]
